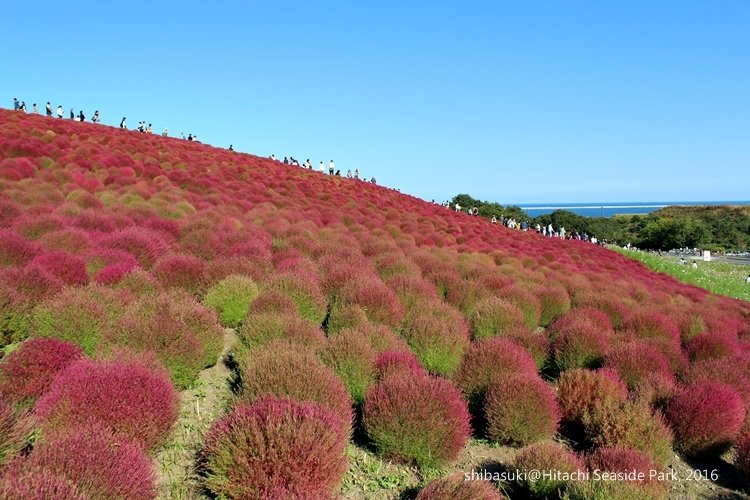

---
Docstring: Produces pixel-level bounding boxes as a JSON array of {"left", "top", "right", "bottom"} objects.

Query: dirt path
[{"left": 155, "top": 328, "right": 237, "bottom": 499}]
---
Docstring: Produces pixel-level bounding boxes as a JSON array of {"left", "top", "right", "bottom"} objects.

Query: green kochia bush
[
  {"left": 363, "top": 372, "right": 470, "bottom": 469},
  {"left": 265, "top": 272, "right": 328, "bottom": 325},
  {"left": 320, "top": 329, "right": 376, "bottom": 405},
  {"left": 203, "top": 274, "right": 259, "bottom": 328},
  {"left": 469, "top": 296, "right": 525, "bottom": 340}
]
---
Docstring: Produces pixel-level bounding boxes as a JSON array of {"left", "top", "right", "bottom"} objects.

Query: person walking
[
  {"left": 120, "top": 117, "right": 127, "bottom": 129},
  {"left": 20, "top": 101, "right": 27, "bottom": 112},
  {"left": 92, "top": 111, "right": 100, "bottom": 123},
  {"left": 32, "top": 103, "right": 38, "bottom": 114},
  {"left": 69, "top": 108, "right": 75, "bottom": 119},
  {"left": 46, "top": 102, "right": 52, "bottom": 116},
  {"left": 78, "top": 110, "right": 85, "bottom": 122},
  {"left": 319, "top": 161, "right": 325, "bottom": 173},
  {"left": 13, "top": 98, "right": 19, "bottom": 110},
  {"left": 329, "top": 160, "right": 335, "bottom": 175},
  {"left": 354, "top": 168, "right": 359, "bottom": 179},
  {"left": 56, "top": 105, "right": 63, "bottom": 118}
]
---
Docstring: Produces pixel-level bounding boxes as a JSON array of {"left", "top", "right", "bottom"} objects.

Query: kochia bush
[
  {"left": 483, "top": 374, "right": 560, "bottom": 446},
  {"left": 556, "top": 368, "right": 629, "bottom": 424},
  {"left": 469, "top": 296, "right": 526, "bottom": 340},
  {"left": 0, "top": 466, "right": 84, "bottom": 500},
  {"left": 363, "top": 372, "right": 470, "bottom": 469},
  {"left": 35, "top": 358, "right": 178, "bottom": 450},
  {"left": 200, "top": 396, "right": 348, "bottom": 499},
  {"left": 203, "top": 274, "right": 259, "bottom": 328},
  {"left": 603, "top": 341, "right": 674, "bottom": 390},
  {"left": 416, "top": 473, "right": 504, "bottom": 500},
  {"left": 665, "top": 380, "right": 746, "bottom": 456},
  {"left": 152, "top": 252, "right": 206, "bottom": 293},
  {"left": 512, "top": 442, "right": 584, "bottom": 498},
  {"left": 320, "top": 329, "right": 377, "bottom": 405},
  {"left": 400, "top": 302, "right": 469, "bottom": 377},
  {"left": 0, "top": 337, "right": 83, "bottom": 409}
]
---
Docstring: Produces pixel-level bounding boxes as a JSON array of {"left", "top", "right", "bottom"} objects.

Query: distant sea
[{"left": 513, "top": 201, "right": 750, "bottom": 218}]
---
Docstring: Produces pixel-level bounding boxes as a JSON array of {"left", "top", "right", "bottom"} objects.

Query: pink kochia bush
[
  {"left": 0, "top": 338, "right": 83, "bottom": 409},
  {"left": 483, "top": 374, "right": 560, "bottom": 446},
  {"left": 200, "top": 396, "right": 348, "bottom": 499},
  {"left": 35, "top": 358, "right": 178, "bottom": 451},
  {"left": 603, "top": 341, "right": 674, "bottom": 390},
  {"left": 549, "top": 313, "right": 613, "bottom": 372},
  {"left": 363, "top": 372, "right": 471, "bottom": 469},
  {"left": 512, "top": 442, "right": 584, "bottom": 498},
  {"left": 665, "top": 380, "right": 746, "bottom": 456},
  {"left": 416, "top": 473, "right": 504, "bottom": 500},
  {"left": 7, "top": 423, "right": 156, "bottom": 499},
  {"left": 152, "top": 252, "right": 206, "bottom": 293},
  {"left": 0, "top": 466, "right": 85, "bottom": 500},
  {"left": 335, "top": 274, "right": 405, "bottom": 328},
  {"left": 28, "top": 251, "right": 88, "bottom": 286},
  {"left": 374, "top": 349, "right": 424, "bottom": 381}
]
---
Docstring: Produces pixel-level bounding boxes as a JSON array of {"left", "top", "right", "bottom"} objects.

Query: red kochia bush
[
  {"left": 416, "top": 473, "right": 504, "bottom": 500},
  {"left": 623, "top": 308, "right": 680, "bottom": 343},
  {"left": 686, "top": 331, "right": 740, "bottom": 362},
  {"left": 586, "top": 447, "right": 663, "bottom": 485},
  {"left": 152, "top": 253, "right": 206, "bottom": 293},
  {"left": 665, "top": 380, "right": 746, "bottom": 456},
  {"left": 0, "top": 338, "right": 83, "bottom": 408},
  {"left": 603, "top": 341, "right": 674, "bottom": 390},
  {"left": 455, "top": 337, "right": 537, "bottom": 411},
  {"left": 99, "top": 227, "right": 169, "bottom": 268},
  {"left": 484, "top": 374, "right": 560, "bottom": 446},
  {"left": 28, "top": 251, "right": 88, "bottom": 286},
  {"left": 235, "top": 341, "right": 353, "bottom": 429},
  {"left": 335, "top": 274, "right": 405, "bottom": 328},
  {"left": 0, "top": 230, "right": 39, "bottom": 266},
  {"left": 0, "top": 466, "right": 84, "bottom": 500},
  {"left": 17, "top": 423, "right": 156, "bottom": 499},
  {"left": 363, "top": 372, "right": 470, "bottom": 469},
  {"left": 512, "top": 442, "right": 584, "bottom": 498},
  {"left": 200, "top": 396, "right": 348, "bottom": 499},
  {"left": 35, "top": 358, "right": 178, "bottom": 451},
  {"left": 556, "top": 368, "right": 629, "bottom": 424},
  {"left": 374, "top": 349, "right": 425, "bottom": 381}
]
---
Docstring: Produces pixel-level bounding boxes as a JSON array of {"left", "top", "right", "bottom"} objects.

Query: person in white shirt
[
  {"left": 329, "top": 160, "right": 335, "bottom": 175},
  {"left": 56, "top": 105, "right": 63, "bottom": 118},
  {"left": 319, "top": 161, "right": 325, "bottom": 173}
]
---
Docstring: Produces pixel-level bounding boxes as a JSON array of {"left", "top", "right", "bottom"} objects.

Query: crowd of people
[
  {"left": 11, "top": 97, "right": 199, "bottom": 145},
  {"left": 268, "top": 155, "right": 377, "bottom": 184}
]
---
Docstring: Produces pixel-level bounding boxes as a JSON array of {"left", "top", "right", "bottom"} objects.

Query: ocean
[{"left": 513, "top": 201, "right": 750, "bottom": 218}]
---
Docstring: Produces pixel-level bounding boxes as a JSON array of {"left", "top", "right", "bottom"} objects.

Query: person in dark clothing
[
  {"left": 187, "top": 134, "right": 193, "bottom": 141},
  {"left": 46, "top": 102, "right": 52, "bottom": 116},
  {"left": 78, "top": 110, "right": 85, "bottom": 122},
  {"left": 92, "top": 111, "right": 100, "bottom": 123},
  {"left": 120, "top": 117, "right": 127, "bottom": 129},
  {"left": 13, "top": 98, "right": 19, "bottom": 110},
  {"left": 70, "top": 108, "right": 75, "bottom": 119},
  {"left": 229, "top": 145, "right": 234, "bottom": 151}
]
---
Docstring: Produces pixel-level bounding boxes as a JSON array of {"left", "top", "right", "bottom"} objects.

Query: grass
[{"left": 615, "top": 248, "right": 750, "bottom": 302}]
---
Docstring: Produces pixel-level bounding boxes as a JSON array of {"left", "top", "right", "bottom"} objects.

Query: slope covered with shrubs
[{"left": 1, "top": 109, "right": 750, "bottom": 497}]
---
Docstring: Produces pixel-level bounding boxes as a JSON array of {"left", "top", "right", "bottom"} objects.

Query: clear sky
[{"left": 2, "top": 0, "right": 748, "bottom": 204}]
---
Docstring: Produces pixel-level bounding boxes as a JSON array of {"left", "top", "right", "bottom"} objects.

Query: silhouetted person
[
  {"left": 46, "top": 102, "right": 52, "bottom": 116},
  {"left": 120, "top": 117, "right": 127, "bottom": 129},
  {"left": 13, "top": 98, "right": 19, "bottom": 110},
  {"left": 188, "top": 134, "right": 193, "bottom": 141},
  {"left": 283, "top": 157, "right": 288, "bottom": 164},
  {"left": 69, "top": 108, "right": 75, "bottom": 119},
  {"left": 229, "top": 145, "right": 234, "bottom": 151},
  {"left": 335, "top": 169, "right": 340, "bottom": 176},
  {"left": 20, "top": 101, "right": 27, "bottom": 112},
  {"left": 78, "top": 110, "right": 85, "bottom": 122}
]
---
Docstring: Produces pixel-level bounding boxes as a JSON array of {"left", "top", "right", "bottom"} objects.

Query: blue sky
[{"left": 2, "top": 1, "right": 748, "bottom": 204}]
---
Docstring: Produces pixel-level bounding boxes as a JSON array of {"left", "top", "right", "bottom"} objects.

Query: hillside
[{"left": 1, "top": 108, "right": 750, "bottom": 499}]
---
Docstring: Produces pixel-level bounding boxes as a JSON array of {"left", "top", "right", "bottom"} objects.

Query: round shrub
[
  {"left": 363, "top": 372, "right": 470, "bottom": 469},
  {"left": 238, "top": 311, "right": 326, "bottom": 350},
  {"left": 400, "top": 304, "right": 469, "bottom": 377},
  {"left": 112, "top": 268, "right": 159, "bottom": 296},
  {"left": 580, "top": 447, "right": 669, "bottom": 500},
  {"left": 603, "top": 341, "right": 674, "bottom": 390},
  {"left": 265, "top": 272, "right": 328, "bottom": 325},
  {"left": 551, "top": 306, "right": 614, "bottom": 336},
  {"left": 203, "top": 274, "right": 259, "bottom": 328},
  {"left": 556, "top": 368, "right": 628, "bottom": 424},
  {"left": 512, "top": 442, "right": 584, "bottom": 498},
  {"left": 416, "top": 473, "right": 504, "bottom": 500},
  {"left": 35, "top": 358, "right": 178, "bottom": 451},
  {"left": 350, "top": 323, "right": 409, "bottom": 354},
  {"left": 28, "top": 251, "right": 88, "bottom": 286},
  {"left": 106, "top": 290, "right": 224, "bottom": 389},
  {"left": 581, "top": 400, "right": 673, "bottom": 465},
  {"left": 469, "top": 296, "right": 526, "bottom": 340},
  {"left": 455, "top": 337, "right": 537, "bottom": 413},
  {"left": 320, "top": 330, "right": 376, "bottom": 405},
  {"left": 335, "top": 274, "right": 405, "bottom": 328},
  {"left": 200, "top": 396, "right": 348, "bottom": 499},
  {"left": 0, "top": 465, "right": 84, "bottom": 500},
  {"left": 0, "top": 230, "right": 39, "bottom": 267},
  {"left": 374, "top": 349, "right": 424, "bottom": 381},
  {"left": 623, "top": 309, "right": 680, "bottom": 343},
  {"left": 495, "top": 326, "right": 549, "bottom": 369},
  {"left": 235, "top": 341, "right": 353, "bottom": 429},
  {"left": 686, "top": 331, "right": 739, "bottom": 362},
  {"left": 682, "top": 357, "right": 750, "bottom": 409},
  {"left": 32, "top": 284, "right": 130, "bottom": 355},
  {"left": 632, "top": 372, "right": 677, "bottom": 409},
  {"left": 21, "top": 423, "right": 156, "bottom": 499},
  {"left": 536, "top": 286, "right": 571, "bottom": 327},
  {"left": 665, "top": 380, "right": 745, "bottom": 456},
  {"left": 0, "top": 338, "right": 83, "bottom": 409},
  {"left": 152, "top": 252, "right": 206, "bottom": 293},
  {"left": 247, "top": 289, "right": 297, "bottom": 315},
  {"left": 93, "top": 260, "right": 140, "bottom": 285},
  {"left": 551, "top": 319, "right": 611, "bottom": 372},
  {"left": 99, "top": 227, "right": 169, "bottom": 268},
  {"left": 326, "top": 303, "right": 370, "bottom": 335},
  {"left": 484, "top": 374, "right": 560, "bottom": 446},
  {"left": 499, "top": 287, "right": 542, "bottom": 330}
]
